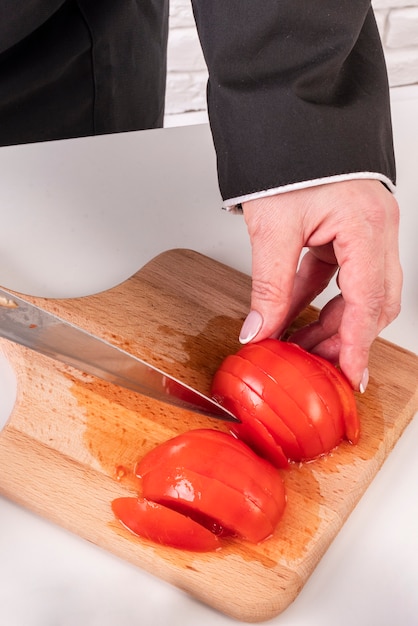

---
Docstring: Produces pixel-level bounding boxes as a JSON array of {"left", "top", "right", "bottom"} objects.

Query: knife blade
[{"left": 0, "top": 287, "right": 238, "bottom": 422}]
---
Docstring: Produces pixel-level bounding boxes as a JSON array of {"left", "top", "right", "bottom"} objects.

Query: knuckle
[
  {"left": 382, "top": 299, "right": 402, "bottom": 326},
  {"left": 251, "top": 278, "right": 289, "bottom": 306},
  {"left": 364, "top": 290, "right": 386, "bottom": 319}
]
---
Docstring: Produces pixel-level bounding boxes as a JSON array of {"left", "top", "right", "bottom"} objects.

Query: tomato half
[
  {"left": 211, "top": 338, "right": 359, "bottom": 464},
  {"left": 112, "top": 496, "right": 220, "bottom": 551},
  {"left": 112, "top": 429, "right": 288, "bottom": 547},
  {"left": 136, "top": 429, "right": 286, "bottom": 515}
]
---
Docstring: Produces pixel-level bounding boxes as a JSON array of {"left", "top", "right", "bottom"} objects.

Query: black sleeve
[
  {"left": 0, "top": 0, "right": 169, "bottom": 146},
  {"left": 191, "top": 0, "right": 396, "bottom": 204}
]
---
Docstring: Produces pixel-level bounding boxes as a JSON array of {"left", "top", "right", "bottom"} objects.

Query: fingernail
[
  {"left": 359, "top": 368, "right": 369, "bottom": 394},
  {"left": 239, "top": 310, "right": 263, "bottom": 344}
]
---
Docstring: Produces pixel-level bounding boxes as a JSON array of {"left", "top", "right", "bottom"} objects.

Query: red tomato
[
  {"left": 141, "top": 465, "right": 277, "bottom": 543},
  {"left": 308, "top": 352, "right": 360, "bottom": 444},
  {"left": 213, "top": 360, "right": 324, "bottom": 459},
  {"left": 136, "top": 429, "right": 286, "bottom": 529},
  {"left": 211, "top": 339, "right": 360, "bottom": 466},
  {"left": 225, "top": 408, "right": 289, "bottom": 469},
  {"left": 239, "top": 342, "right": 346, "bottom": 451},
  {"left": 136, "top": 428, "right": 276, "bottom": 476},
  {"left": 112, "top": 496, "right": 220, "bottom": 551},
  {"left": 112, "top": 429, "right": 286, "bottom": 548},
  {"left": 256, "top": 340, "right": 346, "bottom": 445}
]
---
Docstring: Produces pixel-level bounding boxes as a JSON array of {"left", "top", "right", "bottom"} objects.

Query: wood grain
[{"left": 0, "top": 249, "right": 417, "bottom": 623}]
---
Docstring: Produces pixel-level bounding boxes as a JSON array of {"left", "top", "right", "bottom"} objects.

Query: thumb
[{"left": 239, "top": 198, "right": 303, "bottom": 344}]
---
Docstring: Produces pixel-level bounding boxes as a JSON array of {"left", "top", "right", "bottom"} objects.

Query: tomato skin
[
  {"left": 240, "top": 342, "right": 346, "bottom": 452},
  {"left": 214, "top": 358, "right": 325, "bottom": 460},
  {"left": 141, "top": 465, "right": 277, "bottom": 543},
  {"left": 111, "top": 497, "right": 220, "bottom": 551},
  {"left": 308, "top": 352, "right": 360, "bottom": 444},
  {"left": 137, "top": 428, "right": 283, "bottom": 476},
  {"left": 211, "top": 339, "right": 359, "bottom": 464},
  {"left": 136, "top": 429, "right": 286, "bottom": 516}
]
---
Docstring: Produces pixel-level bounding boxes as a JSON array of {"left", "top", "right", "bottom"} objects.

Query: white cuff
[{"left": 222, "top": 171, "right": 396, "bottom": 213}]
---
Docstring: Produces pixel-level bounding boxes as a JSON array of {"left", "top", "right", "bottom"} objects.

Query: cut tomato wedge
[
  {"left": 112, "top": 497, "right": 220, "bottom": 552},
  {"left": 229, "top": 411, "right": 289, "bottom": 469},
  {"left": 308, "top": 353, "right": 360, "bottom": 444}
]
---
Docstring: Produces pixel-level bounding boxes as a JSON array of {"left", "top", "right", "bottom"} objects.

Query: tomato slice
[
  {"left": 164, "top": 427, "right": 279, "bottom": 464},
  {"left": 236, "top": 343, "right": 342, "bottom": 454},
  {"left": 308, "top": 353, "right": 360, "bottom": 444},
  {"left": 112, "top": 497, "right": 220, "bottom": 551},
  {"left": 229, "top": 410, "right": 289, "bottom": 469},
  {"left": 136, "top": 429, "right": 286, "bottom": 515},
  {"left": 141, "top": 465, "right": 276, "bottom": 543},
  {"left": 146, "top": 455, "right": 282, "bottom": 527}
]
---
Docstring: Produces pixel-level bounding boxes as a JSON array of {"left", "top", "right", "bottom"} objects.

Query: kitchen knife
[{"left": 0, "top": 287, "right": 239, "bottom": 422}]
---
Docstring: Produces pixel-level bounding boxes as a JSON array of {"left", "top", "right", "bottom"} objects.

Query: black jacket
[{"left": 0, "top": 0, "right": 395, "bottom": 203}]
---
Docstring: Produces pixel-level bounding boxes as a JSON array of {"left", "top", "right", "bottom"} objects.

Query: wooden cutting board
[{"left": 0, "top": 249, "right": 417, "bottom": 623}]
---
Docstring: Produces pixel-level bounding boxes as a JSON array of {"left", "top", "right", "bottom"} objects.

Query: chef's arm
[{"left": 191, "top": 1, "right": 401, "bottom": 392}]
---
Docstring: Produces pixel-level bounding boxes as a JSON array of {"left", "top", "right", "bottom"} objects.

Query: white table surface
[{"left": 0, "top": 86, "right": 417, "bottom": 626}]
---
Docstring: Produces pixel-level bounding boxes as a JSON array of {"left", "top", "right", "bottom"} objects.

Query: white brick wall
[
  {"left": 166, "top": 0, "right": 207, "bottom": 115},
  {"left": 165, "top": 0, "right": 418, "bottom": 118},
  {"left": 373, "top": 0, "right": 418, "bottom": 86}
]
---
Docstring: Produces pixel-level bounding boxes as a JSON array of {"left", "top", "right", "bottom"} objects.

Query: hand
[{"left": 239, "top": 179, "right": 402, "bottom": 391}]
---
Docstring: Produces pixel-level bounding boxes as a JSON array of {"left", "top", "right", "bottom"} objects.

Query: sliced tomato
[
  {"left": 137, "top": 430, "right": 286, "bottom": 527},
  {"left": 112, "top": 429, "right": 288, "bottom": 549},
  {"left": 141, "top": 465, "right": 277, "bottom": 543},
  {"left": 137, "top": 428, "right": 284, "bottom": 476},
  {"left": 211, "top": 338, "right": 359, "bottom": 463},
  {"left": 112, "top": 497, "right": 220, "bottom": 551},
  {"left": 229, "top": 409, "right": 290, "bottom": 469},
  {"left": 256, "top": 340, "right": 346, "bottom": 443},
  {"left": 236, "top": 343, "right": 343, "bottom": 453},
  {"left": 215, "top": 356, "right": 325, "bottom": 459},
  {"left": 213, "top": 368, "right": 300, "bottom": 462},
  {"left": 136, "top": 429, "right": 286, "bottom": 514}
]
